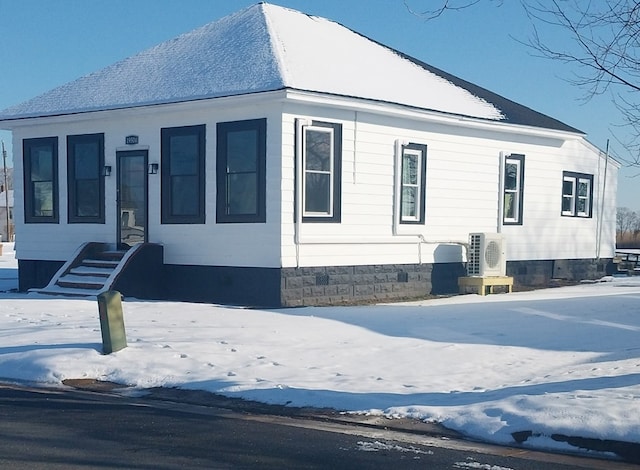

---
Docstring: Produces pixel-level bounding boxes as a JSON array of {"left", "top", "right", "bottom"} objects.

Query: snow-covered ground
[{"left": 1, "top": 242, "right": 640, "bottom": 458}]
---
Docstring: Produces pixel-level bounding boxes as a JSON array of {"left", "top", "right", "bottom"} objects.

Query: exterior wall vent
[
  {"left": 315, "top": 273, "right": 330, "bottom": 286},
  {"left": 467, "top": 233, "right": 506, "bottom": 277}
]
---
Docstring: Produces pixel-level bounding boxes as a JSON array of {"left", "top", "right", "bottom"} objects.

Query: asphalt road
[{"left": 0, "top": 382, "right": 634, "bottom": 469}]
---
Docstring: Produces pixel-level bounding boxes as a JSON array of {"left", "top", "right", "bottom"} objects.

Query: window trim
[
  {"left": 561, "top": 171, "right": 593, "bottom": 218},
  {"left": 67, "top": 133, "right": 105, "bottom": 224},
  {"left": 216, "top": 118, "right": 267, "bottom": 224},
  {"left": 161, "top": 124, "right": 206, "bottom": 224},
  {"left": 502, "top": 153, "right": 525, "bottom": 225},
  {"left": 297, "top": 120, "right": 342, "bottom": 223},
  {"left": 23, "top": 136, "right": 59, "bottom": 224},
  {"left": 397, "top": 142, "right": 427, "bottom": 225}
]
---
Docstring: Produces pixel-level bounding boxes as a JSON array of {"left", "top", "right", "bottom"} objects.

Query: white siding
[
  {"left": 280, "top": 101, "right": 618, "bottom": 268},
  {"left": 502, "top": 138, "right": 618, "bottom": 260},
  {"left": 11, "top": 96, "right": 286, "bottom": 267},
  {"left": 9, "top": 92, "right": 618, "bottom": 270}
]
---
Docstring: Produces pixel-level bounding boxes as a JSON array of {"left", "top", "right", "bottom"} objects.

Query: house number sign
[{"left": 125, "top": 135, "right": 139, "bottom": 145}]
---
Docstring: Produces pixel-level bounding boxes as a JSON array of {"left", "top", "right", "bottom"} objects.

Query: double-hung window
[
  {"left": 216, "top": 119, "right": 266, "bottom": 223},
  {"left": 161, "top": 125, "right": 206, "bottom": 224},
  {"left": 67, "top": 133, "right": 104, "bottom": 223},
  {"left": 396, "top": 142, "right": 427, "bottom": 224},
  {"left": 562, "top": 171, "right": 593, "bottom": 217},
  {"left": 23, "top": 137, "right": 58, "bottom": 223},
  {"left": 502, "top": 154, "right": 524, "bottom": 225},
  {"left": 298, "top": 120, "right": 342, "bottom": 222}
]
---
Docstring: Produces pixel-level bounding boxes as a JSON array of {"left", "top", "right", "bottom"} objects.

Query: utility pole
[{"left": 2, "top": 141, "right": 9, "bottom": 242}]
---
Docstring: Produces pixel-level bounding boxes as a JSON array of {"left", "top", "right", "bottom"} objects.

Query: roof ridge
[{"left": 260, "top": 3, "right": 291, "bottom": 87}]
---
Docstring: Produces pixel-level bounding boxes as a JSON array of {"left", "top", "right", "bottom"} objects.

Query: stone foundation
[{"left": 18, "top": 257, "right": 614, "bottom": 307}]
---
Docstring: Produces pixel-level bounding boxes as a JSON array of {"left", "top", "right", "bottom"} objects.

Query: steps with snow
[
  {"left": 32, "top": 242, "right": 164, "bottom": 299},
  {"left": 33, "top": 244, "right": 128, "bottom": 297}
]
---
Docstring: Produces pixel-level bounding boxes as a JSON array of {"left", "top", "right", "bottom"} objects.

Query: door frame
[{"left": 116, "top": 150, "right": 149, "bottom": 247}]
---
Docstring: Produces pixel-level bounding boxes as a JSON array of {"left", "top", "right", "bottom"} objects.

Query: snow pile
[{"left": 1, "top": 242, "right": 640, "bottom": 457}]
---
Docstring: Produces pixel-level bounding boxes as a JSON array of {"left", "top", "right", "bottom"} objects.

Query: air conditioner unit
[{"left": 467, "top": 233, "right": 506, "bottom": 277}]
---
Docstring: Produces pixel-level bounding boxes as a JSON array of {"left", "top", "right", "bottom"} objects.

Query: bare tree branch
[
  {"left": 405, "top": 0, "right": 640, "bottom": 166},
  {"left": 521, "top": 0, "right": 640, "bottom": 165},
  {"left": 404, "top": 0, "right": 486, "bottom": 20}
]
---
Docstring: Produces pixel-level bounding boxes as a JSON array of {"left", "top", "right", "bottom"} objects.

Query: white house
[{"left": 0, "top": 3, "right": 618, "bottom": 306}]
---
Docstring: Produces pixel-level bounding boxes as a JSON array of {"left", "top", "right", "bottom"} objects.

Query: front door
[{"left": 117, "top": 150, "right": 148, "bottom": 247}]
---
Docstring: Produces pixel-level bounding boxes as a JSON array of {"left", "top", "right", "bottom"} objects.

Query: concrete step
[
  {"left": 32, "top": 286, "right": 101, "bottom": 297},
  {"left": 57, "top": 275, "right": 106, "bottom": 289},
  {"left": 83, "top": 259, "right": 119, "bottom": 269},
  {"left": 69, "top": 265, "right": 113, "bottom": 277},
  {"left": 97, "top": 250, "right": 128, "bottom": 261}
]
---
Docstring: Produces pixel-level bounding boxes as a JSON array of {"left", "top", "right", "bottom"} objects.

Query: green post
[{"left": 97, "top": 291, "right": 127, "bottom": 354}]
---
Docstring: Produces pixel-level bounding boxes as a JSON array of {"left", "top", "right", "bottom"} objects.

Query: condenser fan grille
[{"left": 484, "top": 240, "right": 502, "bottom": 268}]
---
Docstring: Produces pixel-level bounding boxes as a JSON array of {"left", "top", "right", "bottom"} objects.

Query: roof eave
[
  {"left": 0, "top": 85, "right": 587, "bottom": 143},
  {"left": 0, "top": 87, "right": 289, "bottom": 128},
  {"left": 282, "top": 88, "right": 586, "bottom": 141}
]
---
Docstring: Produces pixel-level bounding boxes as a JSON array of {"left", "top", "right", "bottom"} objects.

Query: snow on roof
[{"left": 0, "top": 3, "right": 579, "bottom": 133}]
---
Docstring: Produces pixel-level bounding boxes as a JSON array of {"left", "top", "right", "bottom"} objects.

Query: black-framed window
[
  {"left": 216, "top": 118, "right": 267, "bottom": 223},
  {"left": 562, "top": 171, "right": 593, "bottom": 218},
  {"left": 23, "top": 137, "right": 58, "bottom": 223},
  {"left": 503, "top": 153, "right": 525, "bottom": 225},
  {"left": 161, "top": 124, "right": 206, "bottom": 224},
  {"left": 398, "top": 142, "right": 427, "bottom": 224},
  {"left": 299, "top": 120, "right": 342, "bottom": 223},
  {"left": 67, "top": 133, "right": 104, "bottom": 223}
]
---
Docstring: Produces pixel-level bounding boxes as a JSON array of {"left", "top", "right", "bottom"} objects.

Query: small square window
[{"left": 561, "top": 171, "right": 593, "bottom": 218}]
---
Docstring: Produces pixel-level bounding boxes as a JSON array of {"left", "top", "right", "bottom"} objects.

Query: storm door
[{"left": 117, "top": 150, "right": 148, "bottom": 247}]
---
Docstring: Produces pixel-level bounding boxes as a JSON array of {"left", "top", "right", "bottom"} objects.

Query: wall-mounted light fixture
[
  {"left": 148, "top": 163, "right": 159, "bottom": 175},
  {"left": 103, "top": 165, "right": 112, "bottom": 177}
]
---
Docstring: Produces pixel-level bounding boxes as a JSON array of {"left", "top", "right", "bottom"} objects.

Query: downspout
[
  {"left": 596, "top": 139, "right": 610, "bottom": 260},
  {"left": 353, "top": 111, "right": 358, "bottom": 183},
  {"left": 294, "top": 119, "right": 310, "bottom": 268},
  {"left": 497, "top": 152, "right": 505, "bottom": 234}
]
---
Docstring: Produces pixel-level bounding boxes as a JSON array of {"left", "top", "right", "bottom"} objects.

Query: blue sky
[{"left": 0, "top": 0, "right": 636, "bottom": 208}]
